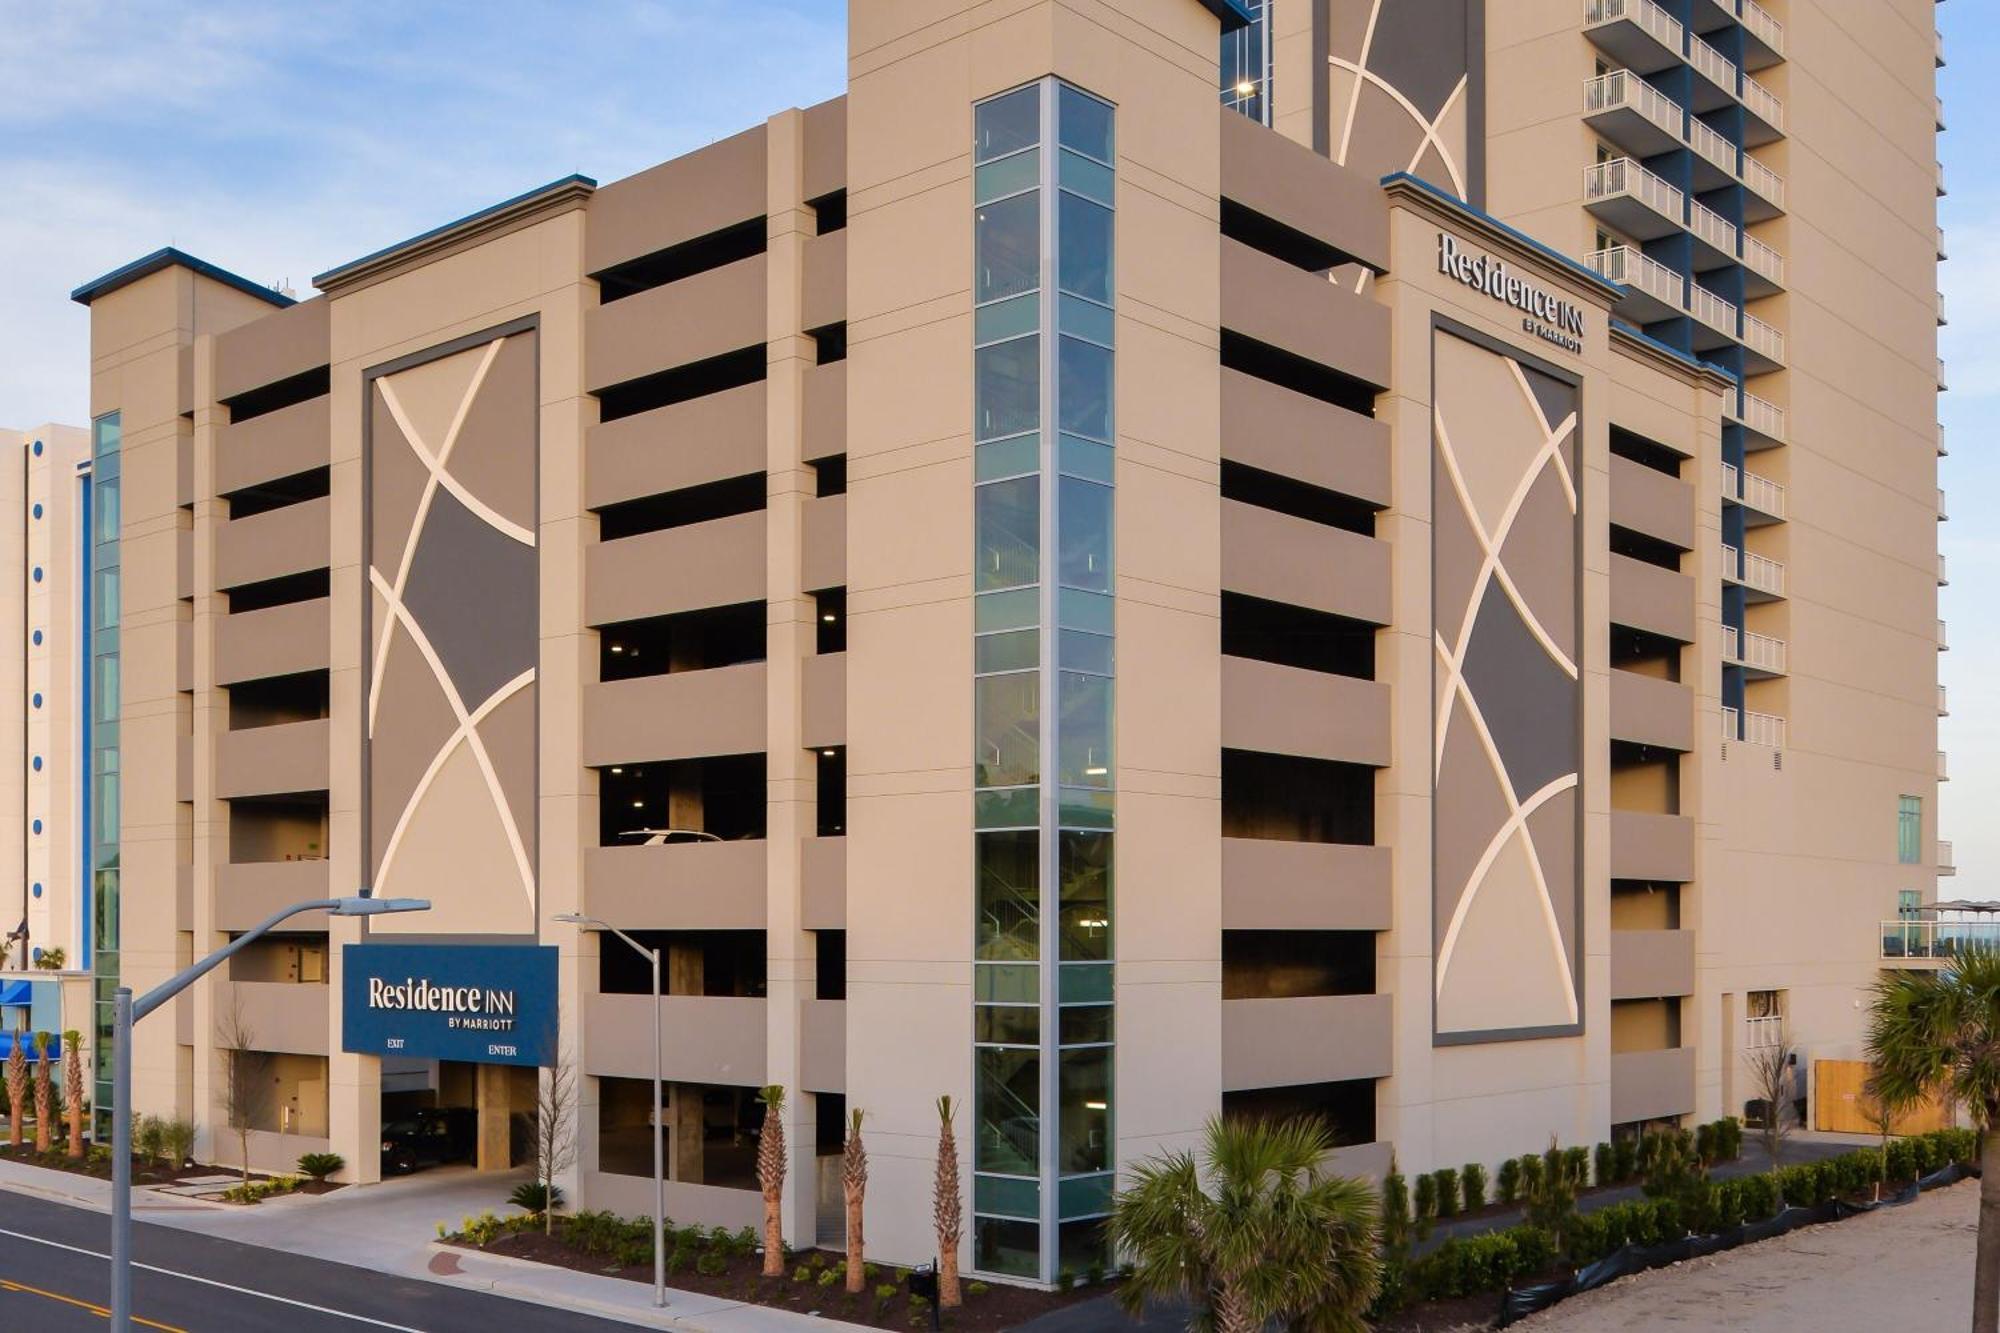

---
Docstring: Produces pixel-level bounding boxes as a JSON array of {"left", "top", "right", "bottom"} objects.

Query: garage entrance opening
[{"left": 382, "top": 1056, "right": 538, "bottom": 1173}]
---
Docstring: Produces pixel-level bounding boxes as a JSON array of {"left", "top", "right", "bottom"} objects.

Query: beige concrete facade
[{"left": 69, "top": 0, "right": 1940, "bottom": 1289}]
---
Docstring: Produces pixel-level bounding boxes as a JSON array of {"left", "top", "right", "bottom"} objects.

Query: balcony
[
  {"left": 1723, "top": 705, "right": 1786, "bottom": 748},
  {"left": 584, "top": 993, "right": 767, "bottom": 1085},
  {"left": 1740, "top": 234, "right": 1784, "bottom": 294},
  {"left": 584, "top": 838, "right": 767, "bottom": 929},
  {"left": 1730, "top": 389, "right": 1785, "bottom": 446},
  {"left": 1939, "top": 840, "right": 1956, "bottom": 877},
  {"left": 1610, "top": 929, "right": 1696, "bottom": 1000},
  {"left": 1721, "top": 463, "right": 1785, "bottom": 522},
  {"left": 1722, "top": 625, "right": 1787, "bottom": 677},
  {"left": 1686, "top": 116, "right": 1738, "bottom": 184},
  {"left": 1720, "top": 542, "right": 1784, "bottom": 600},
  {"left": 1583, "top": 71, "right": 1685, "bottom": 157},
  {"left": 1937, "top": 161, "right": 1947, "bottom": 198},
  {"left": 1938, "top": 487, "right": 1948, "bottom": 521},
  {"left": 1939, "top": 684, "right": 1949, "bottom": 717},
  {"left": 1611, "top": 1046, "right": 1696, "bottom": 1124},
  {"left": 1738, "top": 72, "right": 1783, "bottom": 141},
  {"left": 1589, "top": 246, "right": 1684, "bottom": 323},
  {"left": 1938, "top": 750, "right": 1949, "bottom": 782},
  {"left": 1585, "top": 0, "right": 1686, "bottom": 76},
  {"left": 1584, "top": 158, "right": 1686, "bottom": 242},
  {"left": 1940, "top": 618, "right": 1949, "bottom": 651},
  {"left": 1939, "top": 554, "right": 1949, "bottom": 587},
  {"left": 1738, "top": 0, "right": 1784, "bottom": 66},
  {"left": 1219, "top": 993, "right": 1393, "bottom": 1091},
  {"left": 1879, "top": 920, "right": 2000, "bottom": 966},
  {"left": 1739, "top": 310, "right": 1784, "bottom": 371},
  {"left": 1740, "top": 152, "right": 1785, "bottom": 218},
  {"left": 1685, "top": 197, "right": 1738, "bottom": 266},
  {"left": 1687, "top": 283, "right": 1739, "bottom": 349}
]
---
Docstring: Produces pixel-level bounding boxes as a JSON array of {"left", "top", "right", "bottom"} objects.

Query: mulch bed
[
  {"left": 456, "top": 1232, "right": 1106, "bottom": 1331},
  {"left": 0, "top": 1142, "right": 345, "bottom": 1197}
]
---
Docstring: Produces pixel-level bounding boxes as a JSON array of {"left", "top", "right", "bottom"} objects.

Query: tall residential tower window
[
  {"left": 1898, "top": 795, "right": 1922, "bottom": 865},
  {"left": 87, "top": 411, "right": 121, "bottom": 1133}
]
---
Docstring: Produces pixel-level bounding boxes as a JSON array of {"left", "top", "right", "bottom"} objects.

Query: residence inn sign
[
  {"left": 1438, "top": 233, "right": 1587, "bottom": 354},
  {"left": 342, "top": 943, "right": 558, "bottom": 1067}
]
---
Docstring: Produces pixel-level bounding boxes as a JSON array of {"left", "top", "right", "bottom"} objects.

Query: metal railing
[
  {"left": 1939, "top": 684, "right": 1949, "bottom": 716},
  {"left": 1743, "top": 1013, "right": 1785, "bottom": 1049},
  {"left": 1741, "top": 310, "right": 1785, "bottom": 363},
  {"left": 1741, "top": 550, "right": 1784, "bottom": 596},
  {"left": 1587, "top": 0, "right": 1685, "bottom": 56},
  {"left": 1688, "top": 196, "right": 1738, "bottom": 254},
  {"left": 1584, "top": 70, "right": 1683, "bottom": 141},
  {"left": 1723, "top": 625, "right": 1787, "bottom": 674},
  {"left": 1687, "top": 116, "right": 1737, "bottom": 176},
  {"left": 1686, "top": 33, "right": 1739, "bottom": 97},
  {"left": 1938, "top": 553, "right": 1948, "bottom": 585},
  {"left": 1588, "top": 245, "right": 1682, "bottom": 308},
  {"left": 1738, "top": 0, "right": 1784, "bottom": 56},
  {"left": 1742, "top": 153, "right": 1785, "bottom": 210},
  {"left": 1585, "top": 157, "right": 1685, "bottom": 222},
  {"left": 1880, "top": 919, "right": 2000, "bottom": 962},
  {"left": 1741, "top": 72, "right": 1784, "bottom": 132},
  {"left": 1688, "top": 282, "right": 1738, "bottom": 337},
  {"left": 1741, "top": 233, "right": 1784, "bottom": 287},
  {"left": 1740, "top": 468, "right": 1786, "bottom": 518},
  {"left": 1940, "top": 618, "right": 1949, "bottom": 650},
  {"left": 1939, "top": 839, "right": 1955, "bottom": 872},
  {"left": 1737, "top": 389, "right": 1785, "bottom": 442},
  {"left": 1741, "top": 708, "right": 1786, "bottom": 748},
  {"left": 1939, "top": 750, "right": 1949, "bottom": 781},
  {"left": 1939, "top": 487, "right": 1949, "bottom": 521}
]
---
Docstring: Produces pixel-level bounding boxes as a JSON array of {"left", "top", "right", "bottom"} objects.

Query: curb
[{"left": 422, "top": 1240, "right": 742, "bottom": 1331}]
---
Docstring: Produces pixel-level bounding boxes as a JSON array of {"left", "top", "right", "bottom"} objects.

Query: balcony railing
[
  {"left": 1741, "top": 153, "right": 1785, "bottom": 210},
  {"left": 1741, "top": 73, "right": 1784, "bottom": 132},
  {"left": 1940, "top": 618, "right": 1949, "bottom": 650},
  {"left": 1685, "top": 33, "right": 1738, "bottom": 98},
  {"left": 1721, "top": 705, "right": 1786, "bottom": 748},
  {"left": 1741, "top": 234, "right": 1784, "bottom": 288},
  {"left": 1939, "top": 684, "right": 1949, "bottom": 717},
  {"left": 1741, "top": 310, "right": 1785, "bottom": 364},
  {"left": 1688, "top": 283, "right": 1739, "bottom": 338},
  {"left": 1743, "top": 550, "right": 1784, "bottom": 597},
  {"left": 1743, "top": 1013, "right": 1785, "bottom": 1049},
  {"left": 1939, "top": 750, "right": 1949, "bottom": 782},
  {"left": 1723, "top": 624, "right": 1788, "bottom": 674},
  {"left": 1687, "top": 196, "right": 1738, "bottom": 255},
  {"left": 1937, "top": 161, "right": 1947, "bottom": 196},
  {"left": 1687, "top": 116, "right": 1737, "bottom": 176},
  {"left": 1587, "top": 0, "right": 1684, "bottom": 54},
  {"left": 1938, "top": 553, "right": 1948, "bottom": 586},
  {"left": 1939, "top": 487, "right": 1949, "bottom": 521},
  {"left": 1722, "top": 462, "right": 1787, "bottom": 519},
  {"left": 1584, "top": 70, "right": 1683, "bottom": 140},
  {"left": 1735, "top": 389, "right": 1785, "bottom": 442},
  {"left": 1585, "top": 157, "right": 1685, "bottom": 223},
  {"left": 1738, "top": 0, "right": 1784, "bottom": 57},
  {"left": 1588, "top": 245, "right": 1682, "bottom": 308},
  {"left": 1939, "top": 839, "right": 1955, "bottom": 875},
  {"left": 1880, "top": 919, "right": 2000, "bottom": 963}
]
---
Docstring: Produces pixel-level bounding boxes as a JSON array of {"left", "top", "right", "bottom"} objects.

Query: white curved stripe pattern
[
  {"left": 1403, "top": 75, "right": 1469, "bottom": 196},
  {"left": 1334, "top": 0, "right": 1384, "bottom": 170},
  {"left": 1506, "top": 359, "right": 1578, "bottom": 509},
  {"left": 370, "top": 565, "right": 536, "bottom": 909},
  {"left": 368, "top": 336, "right": 516, "bottom": 733},
  {"left": 1432, "top": 405, "right": 1580, "bottom": 778},
  {"left": 1331, "top": 50, "right": 1469, "bottom": 199}
]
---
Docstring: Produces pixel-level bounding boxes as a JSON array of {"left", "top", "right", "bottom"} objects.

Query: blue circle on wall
[
  {"left": 31, "top": 819, "right": 42, "bottom": 835},
  {"left": 31, "top": 567, "right": 42, "bottom": 583},
  {"left": 30, "top": 630, "right": 40, "bottom": 646},
  {"left": 30, "top": 883, "right": 40, "bottom": 899},
  {"left": 31, "top": 503, "right": 42, "bottom": 520},
  {"left": 30, "top": 948, "right": 40, "bottom": 963},
  {"left": 31, "top": 693, "right": 41, "bottom": 709},
  {"left": 31, "top": 756, "right": 40, "bottom": 771},
  {"left": 30, "top": 441, "right": 41, "bottom": 457}
]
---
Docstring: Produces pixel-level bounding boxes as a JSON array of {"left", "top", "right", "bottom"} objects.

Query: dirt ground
[{"left": 1509, "top": 1178, "right": 1978, "bottom": 1331}]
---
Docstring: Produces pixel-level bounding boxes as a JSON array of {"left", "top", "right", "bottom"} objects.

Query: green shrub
[
  {"left": 817, "top": 1267, "right": 838, "bottom": 1287},
  {"left": 696, "top": 1250, "right": 729, "bottom": 1277},
  {"left": 296, "top": 1151, "right": 344, "bottom": 1182},
  {"left": 968, "top": 1281, "right": 990, "bottom": 1296},
  {"left": 1433, "top": 1167, "right": 1461, "bottom": 1218},
  {"left": 1613, "top": 1135, "right": 1638, "bottom": 1183},
  {"left": 1381, "top": 1171, "right": 1412, "bottom": 1252},
  {"left": 1496, "top": 1156, "right": 1522, "bottom": 1205},
  {"left": 1593, "top": 1141, "right": 1614, "bottom": 1187},
  {"left": 1715, "top": 1116, "right": 1744, "bottom": 1160},
  {"left": 793, "top": 1263, "right": 814, "bottom": 1283},
  {"left": 1694, "top": 1121, "right": 1717, "bottom": 1165},
  {"left": 163, "top": 1118, "right": 196, "bottom": 1167},
  {"left": 666, "top": 1243, "right": 693, "bottom": 1274},
  {"left": 1519, "top": 1151, "right": 1546, "bottom": 1196},
  {"left": 135, "top": 1115, "right": 166, "bottom": 1166},
  {"left": 1412, "top": 1171, "right": 1438, "bottom": 1236},
  {"left": 1461, "top": 1162, "right": 1488, "bottom": 1211}
]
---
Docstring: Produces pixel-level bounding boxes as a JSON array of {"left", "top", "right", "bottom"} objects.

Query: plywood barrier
[{"left": 1813, "top": 1058, "right": 1952, "bottom": 1135}]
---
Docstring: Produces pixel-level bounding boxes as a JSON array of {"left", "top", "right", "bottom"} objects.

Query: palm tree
[
  {"left": 1108, "top": 1116, "right": 1382, "bottom": 1333},
  {"left": 934, "top": 1095, "right": 963, "bottom": 1308},
  {"left": 843, "top": 1107, "right": 868, "bottom": 1294},
  {"left": 61, "top": 1031, "right": 83, "bottom": 1159},
  {"left": 1869, "top": 948, "right": 2000, "bottom": 1332},
  {"left": 4, "top": 1036, "right": 25, "bottom": 1151},
  {"left": 756, "top": 1085, "right": 787, "bottom": 1278},
  {"left": 31, "top": 1031, "right": 52, "bottom": 1153}
]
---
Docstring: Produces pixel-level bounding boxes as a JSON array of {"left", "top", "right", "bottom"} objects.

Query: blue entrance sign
[{"left": 342, "top": 944, "right": 557, "bottom": 1068}]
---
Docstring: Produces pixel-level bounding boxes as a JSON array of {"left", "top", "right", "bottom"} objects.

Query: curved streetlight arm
[{"left": 131, "top": 898, "right": 339, "bottom": 1023}]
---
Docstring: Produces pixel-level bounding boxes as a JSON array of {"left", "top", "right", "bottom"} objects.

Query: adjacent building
[{"left": 68, "top": 0, "right": 1944, "bottom": 1285}]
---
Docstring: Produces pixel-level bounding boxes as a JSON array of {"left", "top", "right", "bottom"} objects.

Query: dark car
[{"left": 381, "top": 1107, "right": 477, "bottom": 1175}]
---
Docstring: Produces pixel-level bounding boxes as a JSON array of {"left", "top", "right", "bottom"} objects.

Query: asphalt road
[{"left": 0, "top": 1189, "right": 632, "bottom": 1332}]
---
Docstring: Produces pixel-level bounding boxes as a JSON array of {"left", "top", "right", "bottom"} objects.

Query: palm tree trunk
[
  {"left": 1214, "top": 1276, "right": 1260, "bottom": 1333},
  {"left": 1975, "top": 1124, "right": 2000, "bottom": 1333}
]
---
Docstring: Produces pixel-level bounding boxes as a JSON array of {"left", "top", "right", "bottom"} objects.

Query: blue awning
[
  {"left": 0, "top": 980, "right": 30, "bottom": 1007},
  {"left": 0, "top": 1030, "right": 60, "bottom": 1061}
]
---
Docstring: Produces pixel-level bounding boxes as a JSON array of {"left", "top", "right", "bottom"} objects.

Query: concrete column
[{"left": 476, "top": 1061, "right": 512, "bottom": 1170}]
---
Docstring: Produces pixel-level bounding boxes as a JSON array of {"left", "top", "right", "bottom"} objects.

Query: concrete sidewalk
[{"left": 0, "top": 1157, "right": 865, "bottom": 1333}]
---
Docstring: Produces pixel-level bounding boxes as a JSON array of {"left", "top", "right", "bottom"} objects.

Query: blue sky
[{"left": 2, "top": 1, "right": 1991, "bottom": 892}]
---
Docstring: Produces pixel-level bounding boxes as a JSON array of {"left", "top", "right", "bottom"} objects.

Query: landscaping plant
[
  {"left": 1593, "top": 1141, "right": 1615, "bottom": 1188},
  {"left": 1870, "top": 952, "right": 2000, "bottom": 1332},
  {"left": 933, "top": 1094, "right": 963, "bottom": 1308},
  {"left": 297, "top": 1151, "right": 344, "bottom": 1183},
  {"left": 843, "top": 1106, "right": 868, "bottom": 1294},
  {"left": 1461, "top": 1161, "right": 1488, "bottom": 1211},
  {"left": 61, "top": 1032, "right": 83, "bottom": 1158},
  {"left": 1432, "top": 1167, "right": 1460, "bottom": 1218},
  {"left": 1412, "top": 1170, "right": 1437, "bottom": 1239},
  {"left": 1109, "top": 1115, "right": 1381, "bottom": 1333},
  {"left": 756, "top": 1084, "right": 787, "bottom": 1278},
  {"left": 31, "top": 1031, "right": 52, "bottom": 1153},
  {"left": 164, "top": 1116, "right": 196, "bottom": 1168},
  {"left": 1379, "top": 1167, "right": 1411, "bottom": 1261},
  {"left": 5, "top": 1035, "right": 25, "bottom": 1150},
  {"left": 1495, "top": 1155, "right": 1522, "bottom": 1205}
]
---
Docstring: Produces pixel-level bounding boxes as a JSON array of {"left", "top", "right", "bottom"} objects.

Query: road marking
[
  {"left": 0, "top": 1227, "right": 429, "bottom": 1331},
  {"left": 0, "top": 1275, "right": 186, "bottom": 1330}
]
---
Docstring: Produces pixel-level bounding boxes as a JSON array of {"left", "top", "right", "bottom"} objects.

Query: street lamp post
[
  {"left": 555, "top": 912, "right": 665, "bottom": 1308},
  {"left": 109, "top": 895, "right": 428, "bottom": 1333}
]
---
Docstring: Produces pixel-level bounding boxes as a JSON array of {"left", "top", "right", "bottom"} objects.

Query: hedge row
[{"left": 1382, "top": 1127, "right": 1976, "bottom": 1308}]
